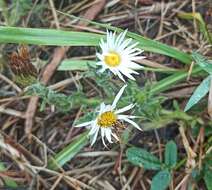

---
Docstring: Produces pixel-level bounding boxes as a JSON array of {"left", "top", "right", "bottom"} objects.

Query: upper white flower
[
  {"left": 74, "top": 85, "right": 142, "bottom": 147},
  {"left": 96, "top": 30, "right": 145, "bottom": 82}
]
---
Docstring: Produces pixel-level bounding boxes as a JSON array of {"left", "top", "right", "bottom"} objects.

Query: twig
[{"left": 0, "top": 73, "right": 22, "bottom": 93}]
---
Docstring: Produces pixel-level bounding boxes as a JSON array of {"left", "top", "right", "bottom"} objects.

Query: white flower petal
[
  {"left": 122, "top": 117, "right": 142, "bottom": 131},
  {"left": 115, "top": 30, "right": 127, "bottom": 47},
  {"left": 118, "top": 114, "right": 139, "bottom": 119},
  {"left": 88, "top": 124, "right": 98, "bottom": 136},
  {"left": 112, "top": 85, "right": 127, "bottom": 109},
  {"left": 116, "top": 70, "right": 125, "bottom": 82},
  {"left": 115, "top": 104, "right": 135, "bottom": 114},
  {"left": 111, "top": 132, "right": 119, "bottom": 141},
  {"left": 121, "top": 67, "right": 138, "bottom": 74},
  {"left": 129, "top": 56, "right": 146, "bottom": 61},
  {"left": 91, "top": 127, "right": 99, "bottom": 146},
  {"left": 99, "top": 102, "right": 106, "bottom": 113},
  {"left": 118, "top": 38, "right": 132, "bottom": 51},
  {"left": 99, "top": 66, "right": 107, "bottom": 73},
  {"left": 105, "top": 128, "right": 112, "bottom": 143},
  {"left": 128, "top": 62, "right": 143, "bottom": 69},
  {"left": 96, "top": 53, "right": 104, "bottom": 60},
  {"left": 101, "top": 128, "right": 107, "bottom": 147},
  {"left": 96, "top": 30, "right": 145, "bottom": 81},
  {"left": 120, "top": 69, "right": 136, "bottom": 80}
]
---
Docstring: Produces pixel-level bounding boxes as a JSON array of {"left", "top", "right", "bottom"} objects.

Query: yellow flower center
[
  {"left": 97, "top": 111, "right": 117, "bottom": 128},
  {"left": 104, "top": 52, "right": 121, "bottom": 67}
]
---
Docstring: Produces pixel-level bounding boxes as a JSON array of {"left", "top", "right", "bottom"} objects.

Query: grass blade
[
  {"left": 0, "top": 26, "right": 100, "bottom": 46},
  {"left": 184, "top": 75, "right": 211, "bottom": 111},
  {"left": 149, "top": 67, "right": 203, "bottom": 95},
  {"left": 0, "top": 26, "right": 191, "bottom": 64},
  {"left": 192, "top": 52, "right": 212, "bottom": 74},
  {"left": 58, "top": 60, "right": 97, "bottom": 71},
  {"left": 48, "top": 131, "right": 88, "bottom": 170}
]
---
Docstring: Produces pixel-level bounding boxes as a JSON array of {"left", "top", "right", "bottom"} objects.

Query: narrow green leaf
[
  {"left": 151, "top": 169, "right": 171, "bottom": 190},
  {"left": 192, "top": 52, "right": 212, "bottom": 74},
  {"left": 126, "top": 147, "right": 162, "bottom": 170},
  {"left": 48, "top": 131, "right": 88, "bottom": 170},
  {"left": 149, "top": 66, "right": 203, "bottom": 96},
  {"left": 127, "top": 31, "right": 191, "bottom": 64},
  {"left": 165, "top": 141, "right": 177, "bottom": 168},
  {"left": 0, "top": 26, "right": 191, "bottom": 64},
  {"left": 184, "top": 75, "right": 211, "bottom": 111},
  {"left": 58, "top": 60, "right": 97, "bottom": 71},
  {"left": 0, "top": 26, "right": 100, "bottom": 46}
]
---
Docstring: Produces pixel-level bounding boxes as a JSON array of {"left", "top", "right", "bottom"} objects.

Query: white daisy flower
[
  {"left": 96, "top": 30, "right": 145, "bottom": 82},
  {"left": 75, "top": 85, "right": 142, "bottom": 147}
]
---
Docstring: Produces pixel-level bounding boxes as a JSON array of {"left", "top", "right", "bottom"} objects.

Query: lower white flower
[
  {"left": 75, "top": 85, "right": 142, "bottom": 147},
  {"left": 96, "top": 30, "right": 145, "bottom": 82}
]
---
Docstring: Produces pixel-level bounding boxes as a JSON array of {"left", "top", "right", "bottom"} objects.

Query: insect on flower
[
  {"left": 75, "top": 85, "right": 142, "bottom": 147},
  {"left": 9, "top": 46, "right": 37, "bottom": 88},
  {"left": 96, "top": 30, "right": 145, "bottom": 82}
]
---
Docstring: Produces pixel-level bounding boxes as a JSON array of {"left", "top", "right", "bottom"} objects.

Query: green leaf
[
  {"left": 165, "top": 141, "right": 177, "bottom": 168},
  {"left": 192, "top": 52, "right": 212, "bottom": 74},
  {"left": 149, "top": 66, "right": 203, "bottom": 96},
  {"left": 58, "top": 60, "right": 97, "bottom": 71},
  {"left": 0, "top": 162, "right": 18, "bottom": 188},
  {"left": 48, "top": 131, "right": 88, "bottom": 170},
  {"left": 203, "top": 152, "right": 212, "bottom": 190},
  {"left": 204, "top": 169, "right": 212, "bottom": 190},
  {"left": 0, "top": 26, "right": 100, "bottom": 46},
  {"left": 184, "top": 75, "right": 211, "bottom": 111},
  {"left": 126, "top": 147, "right": 162, "bottom": 170},
  {"left": 0, "top": 26, "right": 191, "bottom": 64},
  {"left": 127, "top": 31, "right": 191, "bottom": 64},
  {"left": 151, "top": 169, "right": 171, "bottom": 190}
]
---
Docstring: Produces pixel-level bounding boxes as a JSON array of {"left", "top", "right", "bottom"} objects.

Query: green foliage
[
  {"left": 15, "top": 74, "right": 37, "bottom": 88},
  {"left": 58, "top": 11, "right": 192, "bottom": 64},
  {"left": 48, "top": 131, "right": 89, "bottom": 170},
  {"left": 127, "top": 141, "right": 178, "bottom": 189},
  {"left": 9, "top": 0, "right": 33, "bottom": 25},
  {"left": 126, "top": 147, "right": 162, "bottom": 170},
  {"left": 0, "top": 25, "right": 191, "bottom": 64},
  {"left": 0, "top": 0, "right": 44, "bottom": 26},
  {"left": 25, "top": 83, "right": 100, "bottom": 112},
  {"left": 203, "top": 153, "right": 212, "bottom": 190},
  {"left": 58, "top": 60, "right": 97, "bottom": 71},
  {"left": 149, "top": 66, "right": 203, "bottom": 96},
  {"left": 151, "top": 169, "right": 171, "bottom": 190},
  {"left": 192, "top": 52, "right": 212, "bottom": 74},
  {"left": 184, "top": 75, "right": 211, "bottom": 111},
  {"left": 185, "top": 52, "right": 212, "bottom": 111},
  {"left": 165, "top": 141, "right": 177, "bottom": 168}
]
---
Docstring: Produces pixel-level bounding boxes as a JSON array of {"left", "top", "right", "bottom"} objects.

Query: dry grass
[{"left": 0, "top": 0, "right": 211, "bottom": 189}]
